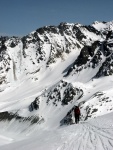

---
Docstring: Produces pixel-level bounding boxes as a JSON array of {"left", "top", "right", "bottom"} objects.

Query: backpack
[{"left": 74, "top": 107, "right": 80, "bottom": 115}]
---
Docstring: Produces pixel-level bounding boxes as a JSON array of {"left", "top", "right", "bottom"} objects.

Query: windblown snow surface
[
  {"left": 0, "top": 21, "right": 113, "bottom": 150},
  {"left": 0, "top": 77, "right": 113, "bottom": 150},
  {"left": 1, "top": 113, "right": 113, "bottom": 150}
]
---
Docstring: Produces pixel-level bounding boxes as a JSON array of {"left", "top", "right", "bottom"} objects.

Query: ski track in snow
[
  {"left": 0, "top": 115, "right": 113, "bottom": 150},
  {"left": 57, "top": 121, "right": 113, "bottom": 150},
  {"left": 0, "top": 21, "right": 113, "bottom": 149}
]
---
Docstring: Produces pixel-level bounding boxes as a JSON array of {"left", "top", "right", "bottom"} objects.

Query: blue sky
[{"left": 0, "top": 0, "right": 113, "bottom": 36}]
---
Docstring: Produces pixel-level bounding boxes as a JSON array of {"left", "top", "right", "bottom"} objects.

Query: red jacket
[{"left": 74, "top": 107, "right": 80, "bottom": 115}]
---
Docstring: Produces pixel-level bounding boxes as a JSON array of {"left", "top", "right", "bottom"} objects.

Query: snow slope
[
  {"left": 0, "top": 112, "right": 113, "bottom": 150},
  {"left": 0, "top": 21, "right": 113, "bottom": 149}
]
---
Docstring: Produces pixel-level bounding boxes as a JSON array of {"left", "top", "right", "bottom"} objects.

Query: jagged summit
[
  {"left": 0, "top": 21, "right": 112, "bottom": 84},
  {"left": 0, "top": 21, "right": 113, "bottom": 138},
  {"left": 92, "top": 20, "right": 113, "bottom": 31}
]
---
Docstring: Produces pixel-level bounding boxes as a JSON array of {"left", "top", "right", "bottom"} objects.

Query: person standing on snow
[{"left": 74, "top": 106, "right": 81, "bottom": 124}]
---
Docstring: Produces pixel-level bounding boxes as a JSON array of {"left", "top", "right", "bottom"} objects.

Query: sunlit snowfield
[{"left": 0, "top": 21, "right": 113, "bottom": 149}]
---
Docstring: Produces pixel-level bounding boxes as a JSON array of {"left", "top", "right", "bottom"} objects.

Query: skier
[
  {"left": 33, "top": 100, "right": 39, "bottom": 110},
  {"left": 74, "top": 106, "right": 80, "bottom": 124}
]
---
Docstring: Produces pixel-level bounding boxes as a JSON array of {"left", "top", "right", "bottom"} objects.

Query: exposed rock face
[
  {"left": 0, "top": 21, "right": 113, "bottom": 84},
  {"left": 0, "top": 21, "right": 113, "bottom": 127},
  {"left": 42, "top": 80, "right": 83, "bottom": 106}
]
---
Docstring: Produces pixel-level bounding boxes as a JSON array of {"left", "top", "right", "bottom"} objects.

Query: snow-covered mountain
[{"left": 0, "top": 21, "right": 113, "bottom": 150}]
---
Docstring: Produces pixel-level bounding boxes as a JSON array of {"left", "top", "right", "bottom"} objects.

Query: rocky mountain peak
[{"left": 0, "top": 21, "right": 113, "bottom": 127}]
